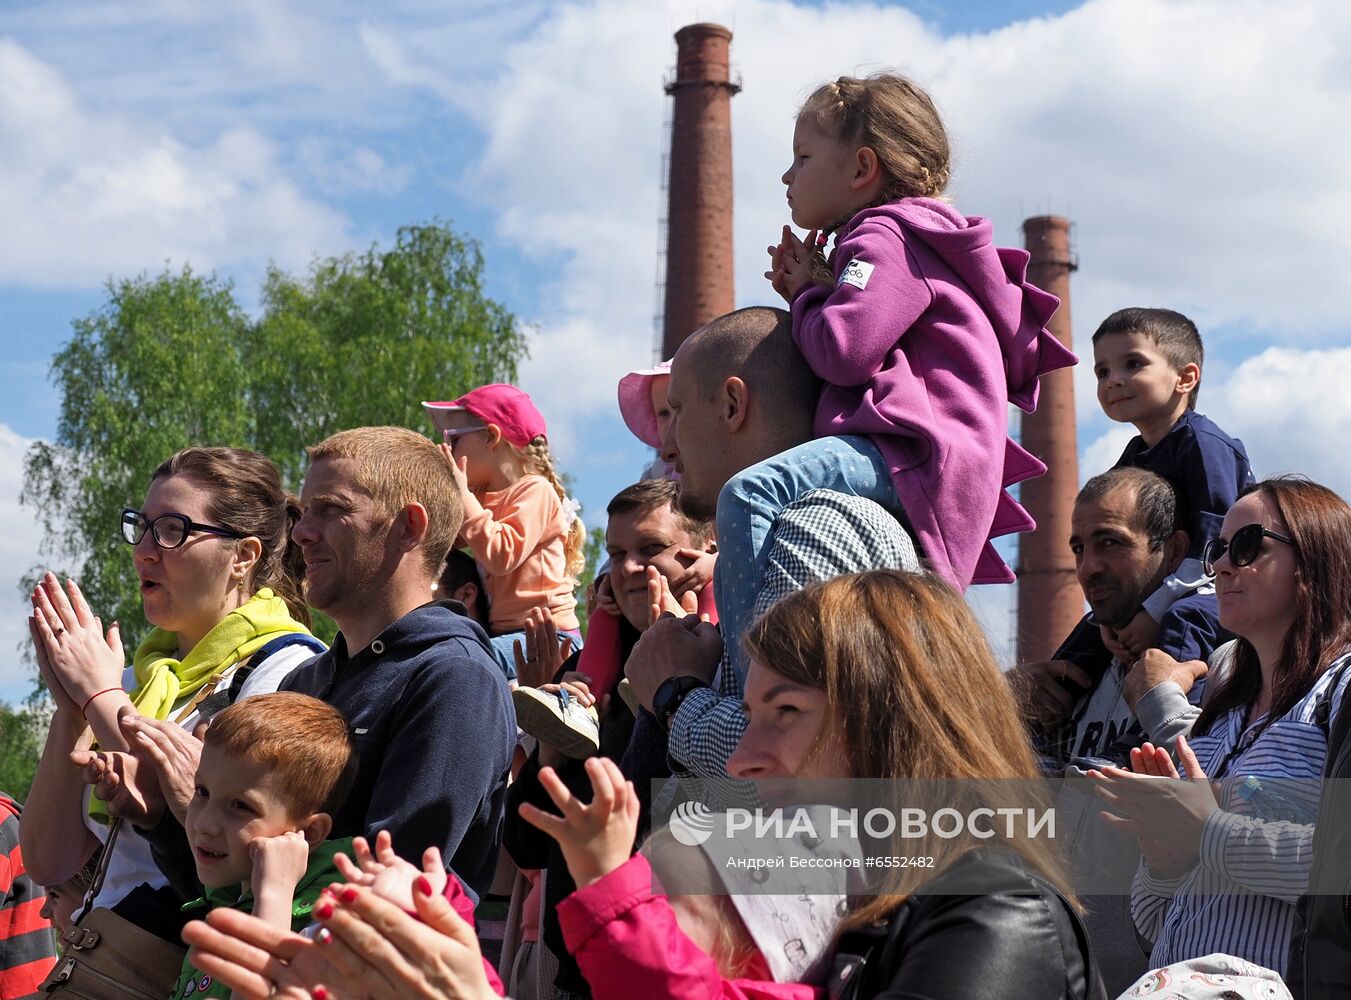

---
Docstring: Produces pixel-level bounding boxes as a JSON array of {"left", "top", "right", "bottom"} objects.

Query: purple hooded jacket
[{"left": 790, "top": 198, "right": 1076, "bottom": 590}]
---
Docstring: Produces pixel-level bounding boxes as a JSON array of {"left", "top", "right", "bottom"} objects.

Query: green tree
[
  {"left": 0, "top": 702, "right": 50, "bottom": 803},
  {"left": 246, "top": 223, "right": 528, "bottom": 486},
  {"left": 21, "top": 222, "right": 529, "bottom": 683},
  {"left": 22, "top": 268, "right": 254, "bottom": 645}
]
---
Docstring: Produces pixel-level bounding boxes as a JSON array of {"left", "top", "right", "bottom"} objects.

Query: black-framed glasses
[
  {"left": 120, "top": 508, "right": 246, "bottom": 550},
  {"left": 1203, "top": 523, "right": 1295, "bottom": 575}
]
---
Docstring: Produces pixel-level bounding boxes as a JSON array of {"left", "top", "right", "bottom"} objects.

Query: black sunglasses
[
  {"left": 120, "top": 508, "right": 246, "bottom": 550},
  {"left": 1202, "top": 523, "right": 1294, "bottom": 576}
]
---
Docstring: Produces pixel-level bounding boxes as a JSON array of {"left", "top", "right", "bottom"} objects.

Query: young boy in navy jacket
[{"left": 1089, "top": 307, "right": 1254, "bottom": 659}]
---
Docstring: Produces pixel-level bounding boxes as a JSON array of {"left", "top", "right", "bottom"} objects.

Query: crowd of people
[{"left": 4, "top": 71, "right": 1349, "bottom": 1000}]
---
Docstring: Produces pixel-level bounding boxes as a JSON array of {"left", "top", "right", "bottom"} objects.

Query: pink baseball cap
[
  {"left": 617, "top": 360, "right": 672, "bottom": 449},
  {"left": 422, "top": 384, "right": 548, "bottom": 448}
]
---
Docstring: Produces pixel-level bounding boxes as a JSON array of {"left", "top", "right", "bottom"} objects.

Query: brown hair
[
  {"left": 1092, "top": 307, "right": 1204, "bottom": 410},
  {"left": 799, "top": 73, "right": 950, "bottom": 228},
  {"left": 743, "top": 570, "right": 1074, "bottom": 927},
  {"left": 308, "top": 426, "right": 463, "bottom": 578},
  {"left": 152, "top": 447, "right": 310, "bottom": 626},
  {"left": 1193, "top": 477, "right": 1351, "bottom": 737},
  {"left": 204, "top": 692, "right": 357, "bottom": 818},
  {"left": 606, "top": 479, "right": 714, "bottom": 550},
  {"left": 508, "top": 437, "right": 586, "bottom": 581}
]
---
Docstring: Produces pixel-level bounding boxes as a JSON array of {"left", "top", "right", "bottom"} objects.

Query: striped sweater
[
  {"left": 1, "top": 794, "right": 56, "bottom": 999},
  {"left": 1132, "top": 648, "right": 1351, "bottom": 975}
]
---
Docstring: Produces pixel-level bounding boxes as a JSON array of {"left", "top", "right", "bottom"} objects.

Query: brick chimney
[
  {"left": 1017, "top": 216, "right": 1083, "bottom": 664},
  {"left": 661, "top": 23, "right": 740, "bottom": 360}
]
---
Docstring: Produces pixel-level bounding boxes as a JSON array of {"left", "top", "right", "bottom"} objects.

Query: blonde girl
[
  {"left": 424, "top": 384, "right": 583, "bottom": 679},
  {"left": 713, "top": 74, "right": 1075, "bottom": 669}
]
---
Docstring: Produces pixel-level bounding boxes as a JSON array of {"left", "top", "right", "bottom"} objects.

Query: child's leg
[
  {"left": 715, "top": 435, "right": 900, "bottom": 680},
  {"left": 489, "top": 631, "right": 525, "bottom": 681},
  {"left": 575, "top": 612, "right": 622, "bottom": 697}
]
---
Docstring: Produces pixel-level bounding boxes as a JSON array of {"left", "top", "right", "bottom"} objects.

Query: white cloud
[
  {"left": 0, "top": 38, "right": 352, "bottom": 288},
  {"left": 0, "top": 424, "right": 43, "bottom": 704},
  {"left": 1079, "top": 424, "right": 1137, "bottom": 483},
  {"left": 340, "top": 0, "right": 1351, "bottom": 461},
  {"left": 1207, "top": 346, "right": 1351, "bottom": 498}
]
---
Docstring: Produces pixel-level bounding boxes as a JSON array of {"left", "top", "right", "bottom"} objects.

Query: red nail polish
[
  {"left": 313, "top": 988, "right": 328, "bottom": 1000},
  {"left": 415, "top": 875, "right": 433, "bottom": 897},
  {"left": 315, "top": 901, "right": 333, "bottom": 920},
  {"left": 339, "top": 887, "right": 358, "bottom": 904}
]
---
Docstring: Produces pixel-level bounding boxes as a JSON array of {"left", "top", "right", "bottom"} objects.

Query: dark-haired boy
[
  {"left": 1090, "top": 307, "right": 1254, "bottom": 659},
  {"left": 172, "top": 692, "right": 356, "bottom": 1000}
]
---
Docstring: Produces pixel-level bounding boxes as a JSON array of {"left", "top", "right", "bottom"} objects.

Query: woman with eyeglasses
[
  {"left": 21, "top": 448, "right": 322, "bottom": 967},
  {"left": 1090, "top": 476, "right": 1351, "bottom": 978}
]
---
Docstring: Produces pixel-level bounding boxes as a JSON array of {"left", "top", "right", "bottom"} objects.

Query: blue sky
[{"left": 3, "top": 0, "right": 1350, "bottom": 703}]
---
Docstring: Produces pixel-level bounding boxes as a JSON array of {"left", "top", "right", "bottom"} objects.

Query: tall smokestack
[
  {"left": 661, "top": 23, "right": 740, "bottom": 360},
  {"left": 1017, "top": 215, "right": 1082, "bottom": 664}
]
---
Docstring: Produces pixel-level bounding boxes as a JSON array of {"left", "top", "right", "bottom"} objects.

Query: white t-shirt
[{"left": 79, "top": 641, "right": 321, "bottom": 911}]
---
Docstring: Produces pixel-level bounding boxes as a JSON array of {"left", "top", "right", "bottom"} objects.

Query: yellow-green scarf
[{"left": 89, "top": 588, "right": 313, "bottom": 821}]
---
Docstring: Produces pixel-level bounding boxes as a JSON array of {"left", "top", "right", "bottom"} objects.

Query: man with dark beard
[{"left": 1009, "top": 466, "right": 1228, "bottom": 992}]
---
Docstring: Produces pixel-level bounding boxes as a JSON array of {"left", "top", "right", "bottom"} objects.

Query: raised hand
[
  {"left": 517, "top": 756, "right": 639, "bottom": 887},
  {"left": 512, "top": 606, "right": 574, "bottom": 689},
  {"left": 646, "top": 565, "right": 699, "bottom": 626},
  {"left": 31, "top": 574, "right": 125, "bottom": 708},
  {"left": 332, "top": 831, "right": 448, "bottom": 912}
]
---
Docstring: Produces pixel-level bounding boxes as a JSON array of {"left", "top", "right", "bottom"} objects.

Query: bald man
[{"left": 624, "top": 306, "right": 921, "bottom": 784}]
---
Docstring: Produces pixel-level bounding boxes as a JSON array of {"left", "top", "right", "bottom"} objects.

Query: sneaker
[
  {"left": 512, "top": 686, "right": 600, "bottom": 759},
  {"left": 617, "top": 678, "right": 642, "bottom": 717}
]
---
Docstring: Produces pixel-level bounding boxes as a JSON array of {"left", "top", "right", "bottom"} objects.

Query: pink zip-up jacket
[
  {"left": 791, "top": 197, "right": 1076, "bottom": 590},
  {"left": 558, "top": 854, "right": 821, "bottom": 1000}
]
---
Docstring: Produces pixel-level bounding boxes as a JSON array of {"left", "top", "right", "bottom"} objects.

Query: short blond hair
[{"left": 308, "top": 426, "right": 462, "bottom": 577}]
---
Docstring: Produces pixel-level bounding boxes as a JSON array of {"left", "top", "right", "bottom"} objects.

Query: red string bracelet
[{"left": 81, "top": 687, "right": 122, "bottom": 718}]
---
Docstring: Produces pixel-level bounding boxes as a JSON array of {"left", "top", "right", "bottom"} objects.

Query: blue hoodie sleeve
[
  {"left": 1156, "top": 591, "right": 1226, "bottom": 665},
  {"left": 1171, "top": 422, "right": 1256, "bottom": 561},
  {"left": 363, "top": 638, "right": 515, "bottom": 897}
]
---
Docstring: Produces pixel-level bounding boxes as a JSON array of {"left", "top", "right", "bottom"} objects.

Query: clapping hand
[
  {"left": 518, "top": 757, "right": 639, "bottom": 887},
  {"left": 333, "top": 831, "right": 448, "bottom": 912},
  {"left": 1089, "top": 737, "right": 1220, "bottom": 878}
]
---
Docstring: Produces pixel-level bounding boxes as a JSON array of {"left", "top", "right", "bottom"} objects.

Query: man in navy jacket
[{"left": 281, "top": 426, "right": 515, "bottom": 899}]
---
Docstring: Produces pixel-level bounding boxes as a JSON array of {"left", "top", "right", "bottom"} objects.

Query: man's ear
[
  {"left": 299, "top": 812, "right": 332, "bottom": 848},
  {"left": 722, "top": 376, "right": 750, "bottom": 433},
  {"left": 1176, "top": 362, "right": 1201, "bottom": 398},
  {"left": 1164, "top": 529, "right": 1189, "bottom": 574},
  {"left": 395, "top": 502, "right": 431, "bottom": 556},
  {"left": 851, "top": 145, "right": 883, "bottom": 191}
]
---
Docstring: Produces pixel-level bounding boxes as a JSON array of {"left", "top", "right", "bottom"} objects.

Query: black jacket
[
  {"left": 1287, "top": 681, "right": 1351, "bottom": 999},
  {"left": 830, "top": 848, "right": 1106, "bottom": 1000},
  {"left": 280, "top": 601, "right": 515, "bottom": 900}
]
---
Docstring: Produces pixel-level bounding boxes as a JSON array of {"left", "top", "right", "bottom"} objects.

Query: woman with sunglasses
[
  {"left": 21, "top": 447, "right": 321, "bottom": 962},
  {"left": 1091, "top": 476, "right": 1351, "bottom": 977}
]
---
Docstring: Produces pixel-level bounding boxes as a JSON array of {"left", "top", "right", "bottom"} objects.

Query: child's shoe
[{"left": 512, "top": 685, "right": 599, "bottom": 759}]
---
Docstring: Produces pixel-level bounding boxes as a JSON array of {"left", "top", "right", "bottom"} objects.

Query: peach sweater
[{"left": 459, "top": 474, "right": 579, "bottom": 634}]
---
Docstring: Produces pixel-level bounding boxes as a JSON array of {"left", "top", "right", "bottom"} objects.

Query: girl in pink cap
[{"left": 423, "top": 385, "right": 584, "bottom": 690}]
